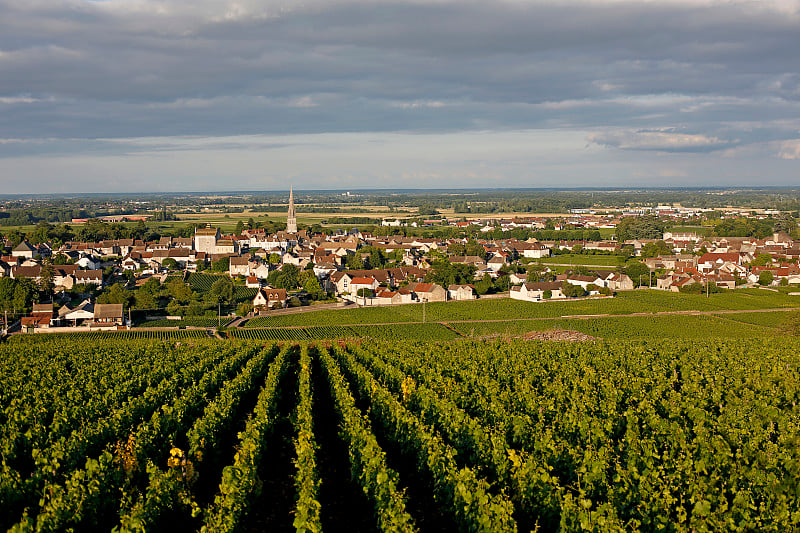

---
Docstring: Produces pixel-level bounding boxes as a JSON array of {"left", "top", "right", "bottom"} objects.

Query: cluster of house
[
  {"left": 1, "top": 241, "right": 103, "bottom": 287},
  {"left": 20, "top": 302, "right": 125, "bottom": 331},
  {"left": 6, "top": 214, "right": 799, "bottom": 331},
  {"left": 646, "top": 232, "right": 800, "bottom": 290},
  {"left": 510, "top": 270, "right": 634, "bottom": 302}
]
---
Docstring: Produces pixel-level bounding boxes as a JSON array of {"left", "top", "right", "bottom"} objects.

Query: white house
[
  {"left": 447, "top": 284, "right": 476, "bottom": 300},
  {"left": 510, "top": 281, "right": 565, "bottom": 302}
]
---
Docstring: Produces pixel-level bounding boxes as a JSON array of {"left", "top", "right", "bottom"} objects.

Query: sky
[{"left": 0, "top": 0, "right": 799, "bottom": 193}]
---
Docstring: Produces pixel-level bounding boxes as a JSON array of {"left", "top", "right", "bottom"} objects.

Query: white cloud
[
  {"left": 288, "top": 96, "right": 318, "bottom": 108},
  {"left": 778, "top": 139, "right": 800, "bottom": 159},
  {"left": 588, "top": 130, "right": 731, "bottom": 151},
  {"left": 390, "top": 100, "right": 448, "bottom": 109}
]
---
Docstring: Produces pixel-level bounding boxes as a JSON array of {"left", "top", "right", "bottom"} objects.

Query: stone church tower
[{"left": 286, "top": 186, "right": 297, "bottom": 234}]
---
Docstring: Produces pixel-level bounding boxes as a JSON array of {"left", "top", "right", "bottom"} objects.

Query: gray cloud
[{"left": 0, "top": 0, "right": 799, "bottom": 191}]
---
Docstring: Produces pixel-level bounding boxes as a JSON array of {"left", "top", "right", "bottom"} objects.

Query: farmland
[
  {"left": 536, "top": 254, "right": 626, "bottom": 267},
  {"left": 1, "top": 336, "right": 799, "bottom": 531},
  {"left": 244, "top": 288, "right": 800, "bottom": 328}
]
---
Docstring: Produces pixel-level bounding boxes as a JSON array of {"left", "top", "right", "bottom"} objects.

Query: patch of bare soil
[{"left": 523, "top": 329, "right": 598, "bottom": 342}]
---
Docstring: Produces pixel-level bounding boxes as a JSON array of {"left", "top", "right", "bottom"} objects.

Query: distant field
[
  {"left": 244, "top": 289, "right": 800, "bottom": 328},
  {"left": 448, "top": 314, "right": 773, "bottom": 339},
  {"left": 537, "top": 254, "right": 625, "bottom": 266}
]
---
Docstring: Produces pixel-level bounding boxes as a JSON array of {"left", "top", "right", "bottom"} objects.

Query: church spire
[{"left": 287, "top": 186, "right": 297, "bottom": 234}]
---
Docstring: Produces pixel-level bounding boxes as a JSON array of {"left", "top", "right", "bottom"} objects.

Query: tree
[
  {"left": 237, "top": 302, "right": 253, "bottom": 316},
  {"left": 186, "top": 300, "right": 205, "bottom": 316},
  {"left": 269, "top": 264, "right": 300, "bottom": 290},
  {"left": 302, "top": 273, "right": 322, "bottom": 295},
  {"left": 166, "top": 279, "right": 193, "bottom": 304},
  {"left": 98, "top": 283, "right": 133, "bottom": 306},
  {"left": 615, "top": 216, "right": 665, "bottom": 242},
  {"left": 0, "top": 278, "right": 16, "bottom": 312},
  {"left": 475, "top": 274, "right": 493, "bottom": 295},
  {"left": 141, "top": 276, "right": 161, "bottom": 294},
  {"left": 624, "top": 261, "right": 650, "bottom": 286},
  {"left": 750, "top": 253, "right": 773, "bottom": 267},
  {"left": 208, "top": 277, "right": 234, "bottom": 304},
  {"left": 161, "top": 258, "right": 178, "bottom": 270},
  {"left": 210, "top": 256, "right": 230, "bottom": 273},
  {"left": 6, "top": 230, "right": 24, "bottom": 247},
  {"left": 235, "top": 220, "right": 245, "bottom": 235},
  {"left": 52, "top": 253, "right": 73, "bottom": 265},
  {"left": 38, "top": 263, "right": 55, "bottom": 294},
  {"left": 562, "top": 281, "right": 586, "bottom": 298},
  {"left": 13, "top": 280, "right": 38, "bottom": 312},
  {"left": 773, "top": 213, "right": 797, "bottom": 235},
  {"left": 134, "top": 290, "right": 157, "bottom": 310},
  {"left": 758, "top": 270, "right": 774, "bottom": 286},
  {"left": 640, "top": 240, "right": 672, "bottom": 258},
  {"left": 165, "top": 299, "right": 183, "bottom": 316},
  {"left": 494, "top": 274, "right": 511, "bottom": 292},
  {"left": 526, "top": 264, "right": 549, "bottom": 283}
]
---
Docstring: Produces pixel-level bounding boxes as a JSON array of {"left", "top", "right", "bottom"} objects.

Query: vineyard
[
  {"left": 186, "top": 273, "right": 258, "bottom": 303},
  {"left": 1, "top": 336, "right": 799, "bottom": 532},
  {"left": 243, "top": 289, "right": 800, "bottom": 328},
  {"left": 228, "top": 323, "right": 459, "bottom": 342},
  {"left": 446, "top": 314, "right": 774, "bottom": 339},
  {"left": 140, "top": 318, "right": 229, "bottom": 328},
  {"left": 6, "top": 329, "right": 210, "bottom": 342}
]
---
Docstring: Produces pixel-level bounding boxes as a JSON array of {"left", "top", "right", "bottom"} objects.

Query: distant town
[{"left": 1, "top": 188, "right": 799, "bottom": 334}]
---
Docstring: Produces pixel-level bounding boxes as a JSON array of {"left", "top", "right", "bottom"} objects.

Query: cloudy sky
[{"left": 1, "top": 0, "right": 799, "bottom": 193}]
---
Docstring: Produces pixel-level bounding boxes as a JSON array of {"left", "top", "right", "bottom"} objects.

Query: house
[
  {"left": 508, "top": 272, "right": 527, "bottom": 285},
  {"left": 349, "top": 276, "right": 380, "bottom": 296},
  {"left": 214, "top": 238, "right": 239, "bottom": 255},
  {"left": 21, "top": 303, "right": 54, "bottom": 331},
  {"left": 245, "top": 276, "right": 261, "bottom": 289},
  {"left": 122, "top": 255, "right": 143, "bottom": 271},
  {"left": 10, "top": 265, "right": 42, "bottom": 281},
  {"left": 252, "top": 263, "right": 272, "bottom": 280},
  {"left": 518, "top": 242, "right": 551, "bottom": 258},
  {"left": 510, "top": 281, "right": 565, "bottom": 302},
  {"left": 253, "top": 288, "right": 288, "bottom": 309},
  {"left": 21, "top": 314, "right": 51, "bottom": 331},
  {"left": 12, "top": 241, "right": 37, "bottom": 259},
  {"left": 75, "top": 256, "right": 102, "bottom": 270},
  {"left": 605, "top": 273, "right": 634, "bottom": 291},
  {"left": 195, "top": 227, "right": 220, "bottom": 254},
  {"left": 697, "top": 252, "right": 742, "bottom": 272},
  {"left": 93, "top": 303, "right": 124, "bottom": 326},
  {"left": 447, "top": 284, "right": 476, "bottom": 300},
  {"left": 565, "top": 274, "right": 604, "bottom": 290},
  {"left": 373, "top": 287, "right": 415, "bottom": 305},
  {"left": 229, "top": 255, "right": 253, "bottom": 277},
  {"left": 486, "top": 256, "right": 507, "bottom": 271},
  {"left": 450, "top": 256, "right": 488, "bottom": 270},
  {"left": 407, "top": 282, "right": 447, "bottom": 302},
  {"left": 74, "top": 270, "right": 103, "bottom": 287},
  {"left": 63, "top": 300, "right": 95, "bottom": 324}
]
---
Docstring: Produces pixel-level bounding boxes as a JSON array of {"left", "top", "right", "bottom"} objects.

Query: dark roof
[{"left": 94, "top": 303, "right": 123, "bottom": 319}]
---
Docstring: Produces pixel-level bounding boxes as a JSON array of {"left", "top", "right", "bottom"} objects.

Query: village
[{"left": 2, "top": 189, "right": 799, "bottom": 333}]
